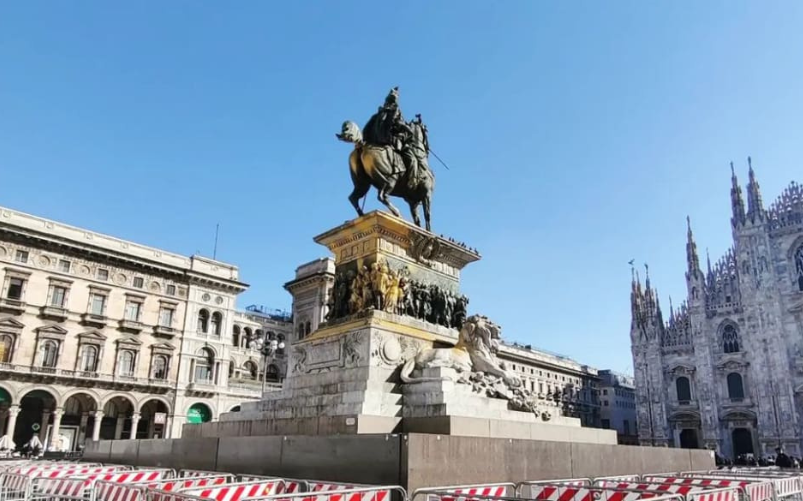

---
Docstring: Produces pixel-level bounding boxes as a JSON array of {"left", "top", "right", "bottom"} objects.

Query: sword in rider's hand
[{"left": 429, "top": 148, "right": 451, "bottom": 170}]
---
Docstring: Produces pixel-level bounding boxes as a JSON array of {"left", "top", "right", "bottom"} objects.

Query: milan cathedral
[{"left": 631, "top": 158, "right": 803, "bottom": 458}]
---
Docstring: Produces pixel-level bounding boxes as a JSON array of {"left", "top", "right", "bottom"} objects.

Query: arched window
[
  {"left": 727, "top": 373, "right": 745, "bottom": 400},
  {"left": 194, "top": 348, "right": 214, "bottom": 382},
  {"left": 305, "top": 322, "right": 311, "bottom": 337},
  {"left": 267, "top": 364, "right": 280, "bottom": 382},
  {"left": 297, "top": 324, "right": 304, "bottom": 339},
  {"left": 243, "top": 361, "right": 258, "bottom": 380},
  {"left": 228, "top": 359, "right": 235, "bottom": 377},
  {"left": 676, "top": 376, "right": 692, "bottom": 402},
  {"left": 267, "top": 331, "right": 276, "bottom": 341},
  {"left": 79, "top": 345, "right": 98, "bottom": 372},
  {"left": 277, "top": 334, "right": 286, "bottom": 355},
  {"left": 0, "top": 334, "right": 14, "bottom": 363},
  {"left": 232, "top": 325, "right": 241, "bottom": 348},
  {"left": 244, "top": 327, "right": 253, "bottom": 347},
  {"left": 118, "top": 350, "right": 136, "bottom": 377},
  {"left": 795, "top": 245, "right": 803, "bottom": 291},
  {"left": 211, "top": 312, "right": 222, "bottom": 336},
  {"left": 41, "top": 340, "right": 59, "bottom": 368},
  {"left": 151, "top": 355, "right": 168, "bottom": 379},
  {"left": 197, "top": 309, "right": 209, "bottom": 334},
  {"left": 723, "top": 324, "right": 740, "bottom": 353}
]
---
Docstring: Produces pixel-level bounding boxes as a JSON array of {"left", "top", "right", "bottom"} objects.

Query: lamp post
[{"left": 250, "top": 333, "right": 285, "bottom": 394}]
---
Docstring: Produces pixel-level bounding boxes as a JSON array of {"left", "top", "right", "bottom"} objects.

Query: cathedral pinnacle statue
[{"left": 336, "top": 87, "right": 435, "bottom": 231}]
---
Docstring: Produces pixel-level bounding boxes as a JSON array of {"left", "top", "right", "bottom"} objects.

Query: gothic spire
[
  {"left": 731, "top": 162, "right": 746, "bottom": 226},
  {"left": 685, "top": 215, "right": 701, "bottom": 279},
  {"left": 746, "top": 156, "right": 765, "bottom": 222}
]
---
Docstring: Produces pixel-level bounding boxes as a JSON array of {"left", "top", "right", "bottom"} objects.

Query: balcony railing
[
  {"left": 40, "top": 306, "right": 68, "bottom": 320},
  {"left": 153, "top": 325, "right": 176, "bottom": 338},
  {"left": 119, "top": 320, "right": 145, "bottom": 332},
  {"left": 0, "top": 363, "right": 172, "bottom": 388},
  {"left": 0, "top": 298, "right": 26, "bottom": 314},
  {"left": 82, "top": 313, "right": 108, "bottom": 327}
]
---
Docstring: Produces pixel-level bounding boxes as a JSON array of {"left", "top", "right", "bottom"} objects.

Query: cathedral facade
[{"left": 631, "top": 159, "right": 803, "bottom": 459}]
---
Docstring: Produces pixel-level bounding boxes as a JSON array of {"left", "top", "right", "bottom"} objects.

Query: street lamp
[{"left": 249, "top": 333, "right": 285, "bottom": 393}]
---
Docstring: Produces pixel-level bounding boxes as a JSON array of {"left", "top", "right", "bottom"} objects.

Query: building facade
[
  {"left": 284, "top": 257, "right": 601, "bottom": 426},
  {"left": 631, "top": 160, "right": 803, "bottom": 458},
  {"left": 0, "top": 205, "right": 275, "bottom": 450},
  {"left": 598, "top": 370, "right": 638, "bottom": 444}
]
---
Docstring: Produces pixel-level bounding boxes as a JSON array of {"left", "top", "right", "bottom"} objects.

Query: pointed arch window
[
  {"left": 727, "top": 372, "right": 745, "bottom": 401},
  {"left": 0, "top": 334, "right": 13, "bottom": 363},
  {"left": 118, "top": 350, "right": 136, "bottom": 377},
  {"left": 211, "top": 312, "right": 222, "bottom": 336},
  {"left": 41, "top": 340, "right": 59, "bottom": 368},
  {"left": 79, "top": 345, "right": 99, "bottom": 372},
  {"left": 723, "top": 325, "right": 740, "bottom": 353},
  {"left": 676, "top": 376, "right": 692, "bottom": 403},
  {"left": 151, "top": 355, "right": 168, "bottom": 380},
  {"left": 795, "top": 245, "right": 803, "bottom": 291}
]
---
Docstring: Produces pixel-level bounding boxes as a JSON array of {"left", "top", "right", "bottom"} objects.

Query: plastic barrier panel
[
  {"left": 165, "top": 480, "right": 288, "bottom": 501},
  {"left": 98, "top": 475, "right": 234, "bottom": 501},
  {"left": 411, "top": 483, "right": 516, "bottom": 501},
  {"left": 515, "top": 480, "right": 592, "bottom": 499},
  {"left": 0, "top": 473, "right": 32, "bottom": 501}
]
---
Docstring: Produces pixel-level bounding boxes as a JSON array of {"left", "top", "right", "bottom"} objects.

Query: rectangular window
[
  {"left": 96, "top": 269, "right": 109, "bottom": 281},
  {"left": 133, "top": 277, "right": 144, "bottom": 288},
  {"left": 166, "top": 285, "right": 176, "bottom": 296},
  {"left": 601, "top": 419, "right": 611, "bottom": 429},
  {"left": 14, "top": 250, "right": 28, "bottom": 263},
  {"left": 623, "top": 420, "right": 630, "bottom": 435},
  {"left": 124, "top": 301, "right": 142, "bottom": 321},
  {"left": 603, "top": 401, "right": 609, "bottom": 406},
  {"left": 6, "top": 278, "right": 24, "bottom": 300},
  {"left": 58, "top": 260, "right": 71, "bottom": 273},
  {"left": 603, "top": 389, "right": 608, "bottom": 395},
  {"left": 50, "top": 286, "right": 67, "bottom": 307},
  {"left": 159, "top": 307, "right": 174, "bottom": 327},
  {"left": 89, "top": 293, "right": 106, "bottom": 315}
]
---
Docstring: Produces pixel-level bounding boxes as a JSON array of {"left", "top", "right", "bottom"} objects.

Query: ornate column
[
  {"left": 129, "top": 412, "right": 141, "bottom": 440},
  {"left": 91, "top": 411, "right": 104, "bottom": 441},
  {"left": 39, "top": 409, "right": 50, "bottom": 442},
  {"left": 77, "top": 412, "right": 89, "bottom": 446},
  {"left": 49, "top": 408, "right": 64, "bottom": 450},
  {"left": 114, "top": 415, "right": 125, "bottom": 439},
  {"left": 5, "top": 405, "right": 20, "bottom": 440}
]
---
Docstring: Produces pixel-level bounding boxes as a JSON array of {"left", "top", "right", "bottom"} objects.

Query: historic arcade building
[
  {"left": 631, "top": 159, "right": 803, "bottom": 458},
  {"left": 0, "top": 205, "right": 290, "bottom": 451}
]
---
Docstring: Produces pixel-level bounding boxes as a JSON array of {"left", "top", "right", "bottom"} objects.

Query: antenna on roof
[{"left": 213, "top": 223, "right": 220, "bottom": 260}]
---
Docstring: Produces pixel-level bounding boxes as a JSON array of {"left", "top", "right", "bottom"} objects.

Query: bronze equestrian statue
[{"left": 336, "top": 87, "right": 435, "bottom": 231}]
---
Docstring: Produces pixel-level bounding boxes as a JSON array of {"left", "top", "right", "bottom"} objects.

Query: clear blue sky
[{"left": 2, "top": 2, "right": 802, "bottom": 373}]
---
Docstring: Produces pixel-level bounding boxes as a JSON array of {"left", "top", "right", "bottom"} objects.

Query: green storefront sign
[{"left": 187, "top": 404, "right": 211, "bottom": 424}]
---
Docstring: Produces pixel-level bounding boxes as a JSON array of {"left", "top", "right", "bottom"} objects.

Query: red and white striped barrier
[
  {"left": 98, "top": 475, "right": 233, "bottom": 501},
  {"left": 165, "top": 480, "right": 287, "bottom": 501},
  {"left": 644, "top": 476, "right": 775, "bottom": 501},
  {"left": 0, "top": 473, "right": 33, "bottom": 501},
  {"left": 687, "top": 488, "right": 740, "bottom": 501},
  {"left": 412, "top": 482, "right": 516, "bottom": 501},
  {"left": 32, "top": 469, "right": 175, "bottom": 501}
]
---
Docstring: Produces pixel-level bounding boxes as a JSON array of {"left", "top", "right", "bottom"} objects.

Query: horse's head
[{"left": 336, "top": 121, "right": 363, "bottom": 144}]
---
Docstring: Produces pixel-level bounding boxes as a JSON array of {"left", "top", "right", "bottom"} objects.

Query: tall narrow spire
[
  {"left": 686, "top": 216, "right": 700, "bottom": 278},
  {"left": 746, "top": 156, "right": 765, "bottom": 222},
  {"left": 706, "top": 248, "right": 713, "bottom": 276},
  {"left": 730, "top": 162, "right": 746, "bottom": 226}
]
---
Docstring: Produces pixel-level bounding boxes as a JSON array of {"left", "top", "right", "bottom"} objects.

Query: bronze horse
[{"left": 336, "top": 121, "right": 435, "bottom": 231}]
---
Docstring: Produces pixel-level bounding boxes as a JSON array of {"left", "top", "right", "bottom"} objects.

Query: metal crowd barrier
[
  {"left": 412, "top": 483, "right": 516, "bottom": 501},
  {"left": 30, "top": 468, "right": 176, "bottom": 501},
  {"left": 153, "top": 484, "right": 404, "bottom": 501}
]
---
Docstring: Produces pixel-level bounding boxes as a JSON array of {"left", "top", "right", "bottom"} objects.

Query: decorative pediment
[
  {"left": 668, "top": 410, "right": 701, "bottom": 423},
  {"left": 0, "top": 317, "right": 24, "bottom": 330},
  {"left": 788, "top": 298, "right": 803, "bottom": 314},
  {"left": 720, "top": 409, "right": 757, "bottom": 421},
  {"left": 149, "top": 342, "right": 176, "bottom": 352},
  {"left": 716, "top": 357, "right": 749, "bottom": 371},
  {"left": 666, "top": 363, "right": 696, "bottom": 376},
  {"left": 115, "top": 337, "right": 142, "bottom": 347},
  {"left": 35, "top": 324, "right": 68, "bottom": 336},
  {"left": 78, "top": 330, "right": 107, "bottom": 342}
]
